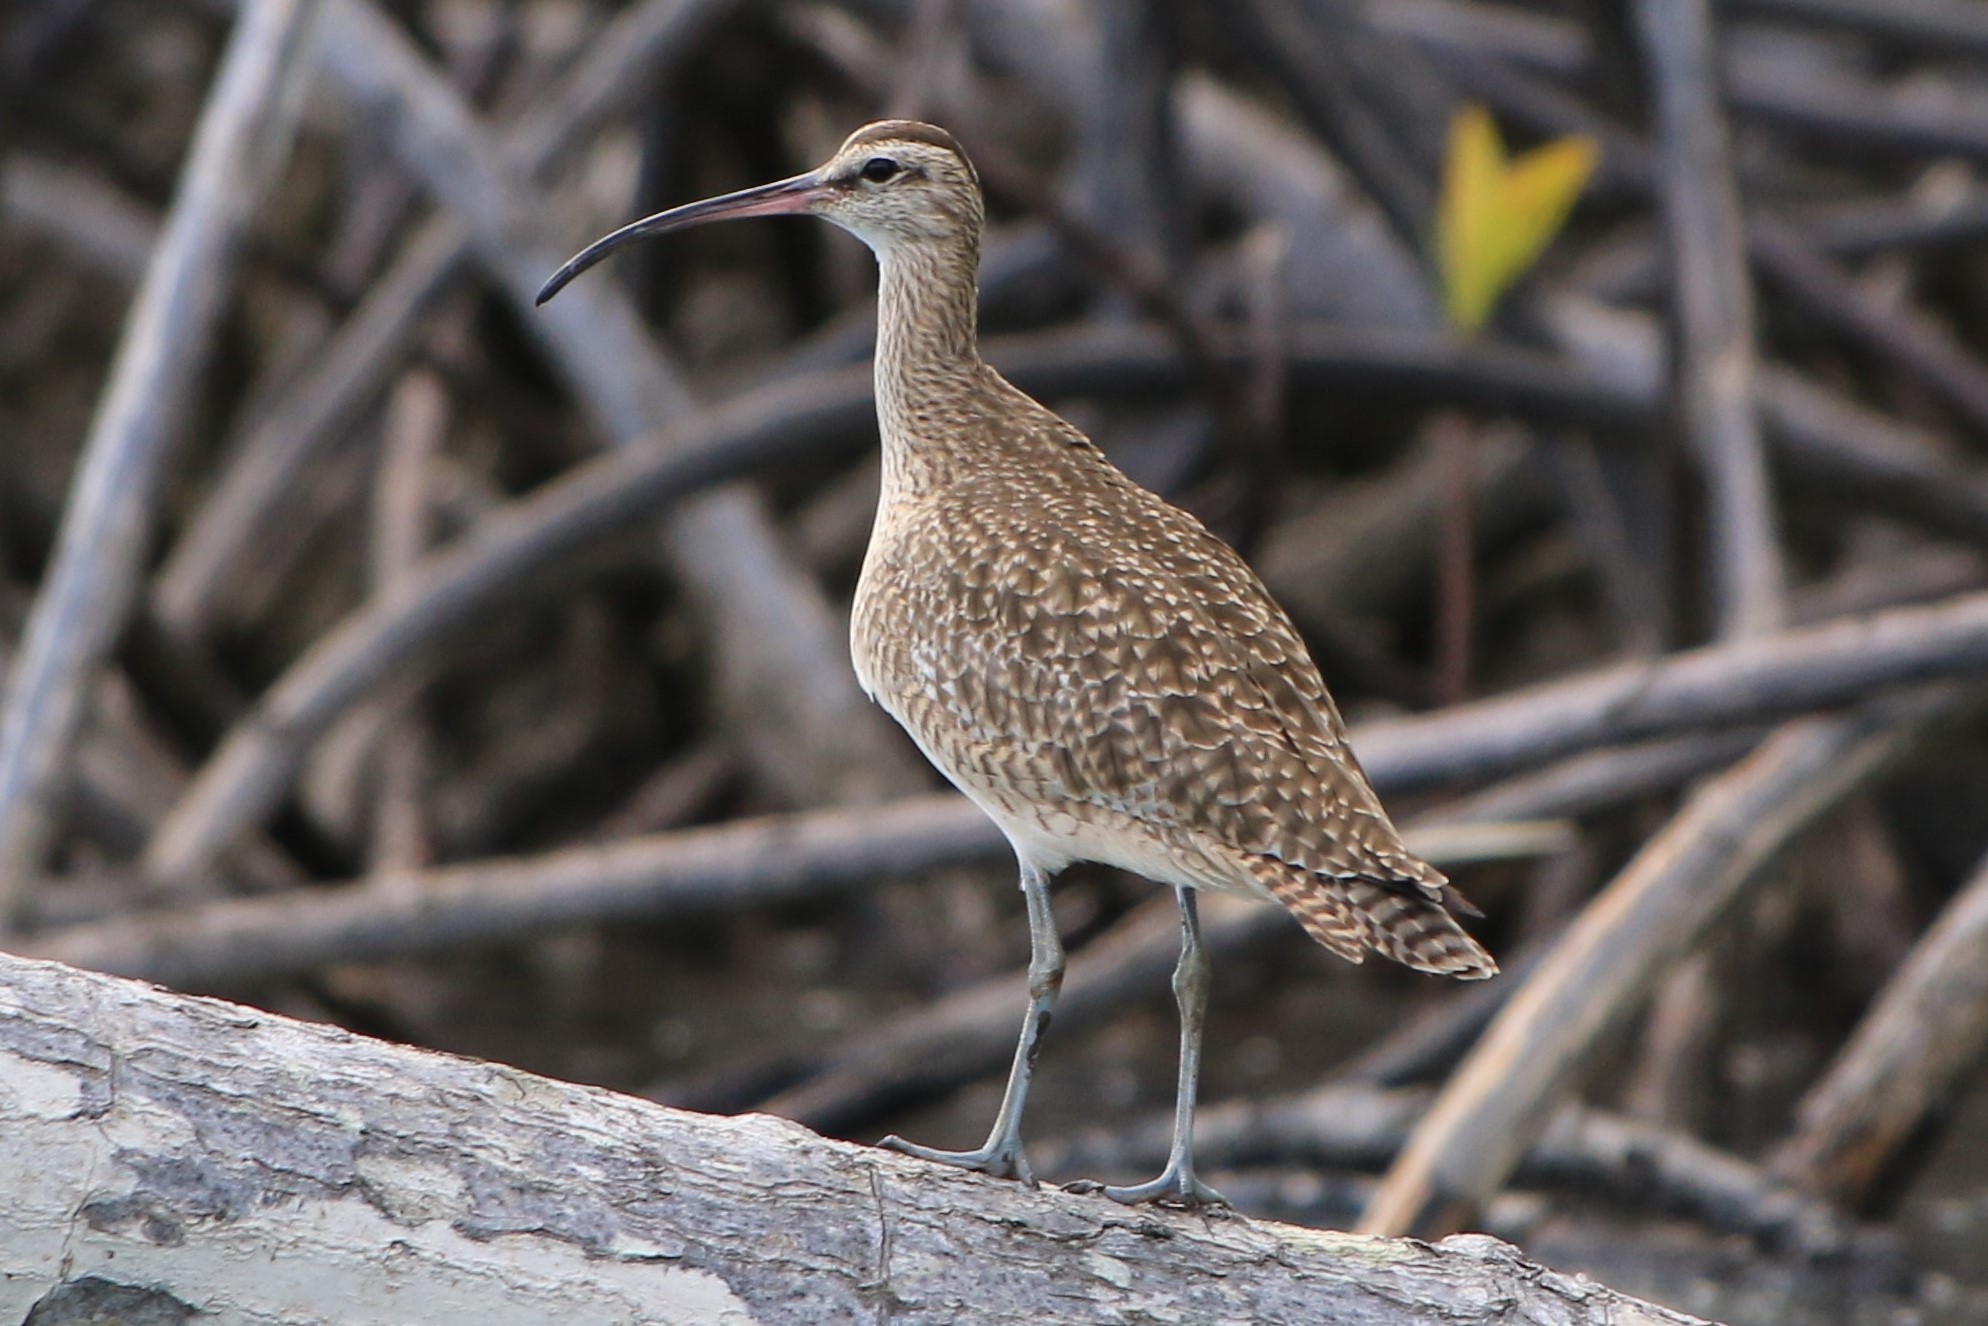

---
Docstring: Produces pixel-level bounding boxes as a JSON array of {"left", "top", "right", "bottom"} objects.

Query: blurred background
[{"left": 8, "top": 0, "right": 1988, "bottom": 1320}]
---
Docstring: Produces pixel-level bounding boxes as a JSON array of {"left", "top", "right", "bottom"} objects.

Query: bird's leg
[
  {"left": 880, "top": 860, "right": 1063, "bottom": 1184},
  {"left": 1103, "top": 886, "right": 1227, "bottom": 1208}
]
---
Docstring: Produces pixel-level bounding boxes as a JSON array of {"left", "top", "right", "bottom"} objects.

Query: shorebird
[{"left": 539, "top": 121, "right": 1496, "bottom": 1207}]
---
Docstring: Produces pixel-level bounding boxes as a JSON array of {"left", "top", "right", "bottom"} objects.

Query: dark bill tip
[
  {"left": 535, "top": 249, "right": 603, "bottom": 306},
  {"left": 534, "top": 172, "right": 829, "bottom": 307}
]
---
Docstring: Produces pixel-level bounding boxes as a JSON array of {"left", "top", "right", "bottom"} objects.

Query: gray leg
[
  {"left": 1103, "top": 885, "right": 1227, "bottom": 1208},
  {"left": 880, "top": 860, "right": 1063, "bottom": 1184}
]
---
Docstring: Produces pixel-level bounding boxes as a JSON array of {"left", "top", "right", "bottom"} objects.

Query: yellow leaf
[{"left": 1438, "top": 105, "right": 1597, "bottom": 333}]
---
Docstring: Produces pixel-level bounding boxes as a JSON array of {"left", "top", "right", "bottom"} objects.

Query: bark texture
[{"left": 0, "top": 952, "right": 1715, "bottom": 1325}]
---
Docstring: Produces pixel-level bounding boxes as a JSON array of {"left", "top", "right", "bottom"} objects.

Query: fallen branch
[
  {"left": 1359, "top": 684, "right": 1965, "bottom": 1238},
  {"left": 1770, "top": 841, "right": 1988, "bottom": 1207},
  {"left": 42, "top": 796, "right": 1004, "bottom": 988},
  {"left": 1353, "top": 598, "right": 1988, "bottom": 791},
  {"left": 0, "top": 951, "right": 1716, "bottom": 1326},
  {"left": 1729, "top": 47, "right": 1988, "bottom": 166},
  {"left": 1046, "top": 1082, "right": 1862, "bottom": 1258},
  {"left": 1636, "top": 0, "right": 1784, "bottom": 639},
  {"left": 0, "top": 0, "right": 317, "bottom": 919},
  {"left": 1732, "top": 0, "right": 1988, "bottom": 60}
]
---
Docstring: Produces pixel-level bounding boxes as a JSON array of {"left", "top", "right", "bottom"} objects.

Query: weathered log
[{"left": 0, "top": 951, "right": 1716, "bottom": 1325}]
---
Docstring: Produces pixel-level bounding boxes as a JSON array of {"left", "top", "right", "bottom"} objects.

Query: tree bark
[{"left": 0, "top": 952, "right": 1716, "bottom": 1325}]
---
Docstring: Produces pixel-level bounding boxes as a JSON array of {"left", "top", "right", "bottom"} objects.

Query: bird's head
[{"left": 536, "top": 120, "right": 982, "bottom": 306}]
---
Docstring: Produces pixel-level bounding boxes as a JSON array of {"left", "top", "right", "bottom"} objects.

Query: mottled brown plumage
[
  {"left": 854, "top": 382, "right": 1491, "bottom": 976},
  {"left": 540, "top": 119, "right": 1492, "bottom": 1207}
]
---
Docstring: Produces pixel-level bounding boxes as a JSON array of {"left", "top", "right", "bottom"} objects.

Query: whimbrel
[{"left": 539, "top": 121, "right": 1496, "bottom": 1207}]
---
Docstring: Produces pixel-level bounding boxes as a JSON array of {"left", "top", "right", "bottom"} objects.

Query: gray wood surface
[{"left": 0, "top": 951, "right": 1716, "bottom": 1325}]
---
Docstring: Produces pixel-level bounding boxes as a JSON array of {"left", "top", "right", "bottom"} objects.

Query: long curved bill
[{"left": 535, "top": 172, "right": 833, "bottom": 306}]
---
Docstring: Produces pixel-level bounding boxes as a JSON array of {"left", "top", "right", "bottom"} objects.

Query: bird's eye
[{"left": 860, "top": 156, "right": 901, "bottom": 184}]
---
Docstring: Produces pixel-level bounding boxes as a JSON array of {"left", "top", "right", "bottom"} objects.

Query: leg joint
[{"left": 1028, "top": 949, "right": 1066, "bottom": 1002}]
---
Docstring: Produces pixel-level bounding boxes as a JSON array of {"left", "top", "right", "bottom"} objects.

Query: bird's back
[{"left": 853, "top": 367, "right": 1495, "bottom": 980}]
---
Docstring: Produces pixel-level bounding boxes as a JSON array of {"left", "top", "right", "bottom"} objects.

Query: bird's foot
[
  {"left": 878, "top": 1133, "right": 1035, "bottom": 1186},
  {"left": 1100, "top": 1163, "right": 1228, "bottom": 1210}
]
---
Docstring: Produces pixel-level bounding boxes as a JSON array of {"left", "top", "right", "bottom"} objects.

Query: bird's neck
[{"left": 873, "top": 237, "right": 987, "bottom": 495}]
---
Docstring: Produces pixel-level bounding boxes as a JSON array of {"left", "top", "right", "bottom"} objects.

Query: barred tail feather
[
  {"left": 1342, "top": 878, "right": 1498, "bottom": 978},
  {"left": 1251, "top": 858, "right": 1498, "bottom": 980}
]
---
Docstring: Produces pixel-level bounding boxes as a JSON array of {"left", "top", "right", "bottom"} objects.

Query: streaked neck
[{"left": 873, "top": 236, "right": 985, "bottom": 492}]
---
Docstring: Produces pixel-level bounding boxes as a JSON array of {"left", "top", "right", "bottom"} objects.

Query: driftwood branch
[
  {"left": 0, "top": 951, "right": 1716, "bottom": 1326},
  {"left": 1731, "top": 0, "right": 1988, "bottom": 59},
  {"left": 26, "top": 801, "right": 1557, "bottom": 998},
  {"left": 1635, "top": 0, "right": 1783, "bottom": 640},
  {"left": 1048, "top": 1082, "right": 1863, "bottom": 1258},
  {"left": 0, "top": 0, "right": 318, "bottom": 918},
  {"left": 47, "top": 796, "right": 1003, "bottom": 987},
  {"left": 1352, "top": 596, "right": 1988, "bottom": 791},
  {"left": 1770, "top": 841, "right": 1988, "bottom": 1206},
  {"left": 1360, "top": 685, "right": 1966, "bottom": 1238}
]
